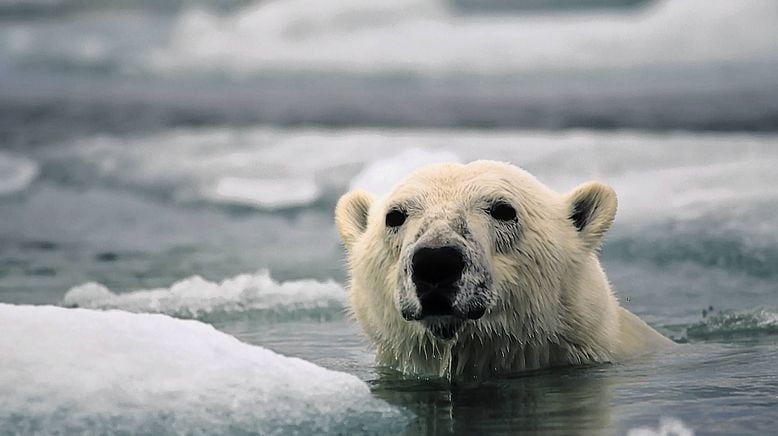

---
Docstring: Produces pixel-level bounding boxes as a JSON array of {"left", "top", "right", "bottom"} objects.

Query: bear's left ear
[
  {"left": 565, "top": 181, "right": 617, "bottom": 251},
  {"left": 335, "top": 190, "right": 374, "bottom": 252}
]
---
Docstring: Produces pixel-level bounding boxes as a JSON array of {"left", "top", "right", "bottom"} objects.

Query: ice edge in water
[{"left": 63, "top": 269, "right": 347, "bottom": 322}]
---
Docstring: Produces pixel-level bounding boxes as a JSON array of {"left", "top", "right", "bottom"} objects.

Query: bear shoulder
[{"left": 615, "top": 307, "right": 674, "bottom": 359}]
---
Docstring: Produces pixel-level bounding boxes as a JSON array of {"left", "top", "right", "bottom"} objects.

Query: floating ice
[
  {"left": 0, "top": 152, "right": 38, "bottom": 196},
  {"left": 50, "top": 128, "right": 366, "bottom": 209},
  {"left": 0, "top": 304, "right": 408, "bottom": 434},
  {"left": 147, "top": 0, "right": 778, "bottom": 75},
  {"left": 49, "top": 127, "right": 778, "bottom": 231},
  {"left": 63, "top": 270, "right": 346, "bottom": 321},
  {"left": 2, "top": 0, "right": 776, "bottom": 79},
  {"left": 349, "top": 148, "right": 461, "bottom": 195},
  {"left": 205, "top": 176, "right": 321, "bottom": 209}
]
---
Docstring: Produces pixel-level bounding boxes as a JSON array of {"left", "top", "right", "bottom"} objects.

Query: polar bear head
[{"left": 335, "top": 161, "right": 618, "bottom": 369}]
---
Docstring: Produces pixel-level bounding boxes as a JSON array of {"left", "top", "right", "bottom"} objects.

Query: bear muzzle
[{"left": 404, "top": 245, "right": 488, "bottom": 325}]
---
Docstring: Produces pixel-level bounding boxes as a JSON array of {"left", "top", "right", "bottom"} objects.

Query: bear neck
[{"left": 376, "top": 333, "right": 612, "bottom": 378}]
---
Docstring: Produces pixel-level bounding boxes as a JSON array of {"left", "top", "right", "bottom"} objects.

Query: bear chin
[{"left": 423, "top": 318, "right": 464, "bottom": 341}]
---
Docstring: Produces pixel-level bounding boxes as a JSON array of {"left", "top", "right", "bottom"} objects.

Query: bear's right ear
[
  {"left": 335, "top": 190, "right": 374, "bottom": 252},
  {"left": 565, "top": 181, "right": 617, "bottom": 251}
]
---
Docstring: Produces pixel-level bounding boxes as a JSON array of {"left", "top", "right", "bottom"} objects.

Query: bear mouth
[
  {"left": 423, "top": 318, "right": 464, "bottom": 341},
  {"left": 412, "top": 287, "right": 489, "bottom": 321}
]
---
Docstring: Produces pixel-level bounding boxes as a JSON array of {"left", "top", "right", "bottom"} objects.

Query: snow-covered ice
[{"left": 0, "top": 303, "right": 408, "bottom": 434}]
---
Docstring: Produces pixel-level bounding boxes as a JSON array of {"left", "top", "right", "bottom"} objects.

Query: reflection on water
[{"left": 374, "top": 366, "right": 612, "bottom": 435}]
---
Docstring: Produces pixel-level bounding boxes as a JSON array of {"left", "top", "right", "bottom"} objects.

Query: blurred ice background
[{"left": 1, "top": 0, "right": 777, "bottom": 434}]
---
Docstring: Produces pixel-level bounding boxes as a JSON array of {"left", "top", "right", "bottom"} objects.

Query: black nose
[
  {"left": 412, "top": 246, "right": 465, "bottom": 289},
  {"left": 412, "top": 246, "right": 465, "bottom": 317}
]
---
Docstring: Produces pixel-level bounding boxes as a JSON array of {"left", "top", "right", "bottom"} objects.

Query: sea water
[{"left": 1, "top": 0, "right": 777, "bottom": 434}]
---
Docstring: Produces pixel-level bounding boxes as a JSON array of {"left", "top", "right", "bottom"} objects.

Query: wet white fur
[{"left": 336, "top": 161, "right": 672, "bottom": 377}]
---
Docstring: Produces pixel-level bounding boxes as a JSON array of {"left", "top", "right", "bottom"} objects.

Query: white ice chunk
[
  {"left": 206, "top": 176, "right": 321, "bottom": 209},
  {"left": 0, "top": 303, "right": 408, "bottom": 434},
  {"left": 63, "top": 270, "right": 346, "bottom": 320}
]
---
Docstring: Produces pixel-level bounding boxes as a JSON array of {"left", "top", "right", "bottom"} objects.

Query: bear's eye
[
  {"left": 489, "top": 202, "right": 517, "bottom": 221},
  {"left": 385, "top": 209, "right": 407, "bottom": 228}
]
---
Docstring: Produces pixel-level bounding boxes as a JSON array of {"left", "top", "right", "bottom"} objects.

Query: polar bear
[{"left": 335, "top": 160, "right": 672, "bottom": 377}]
